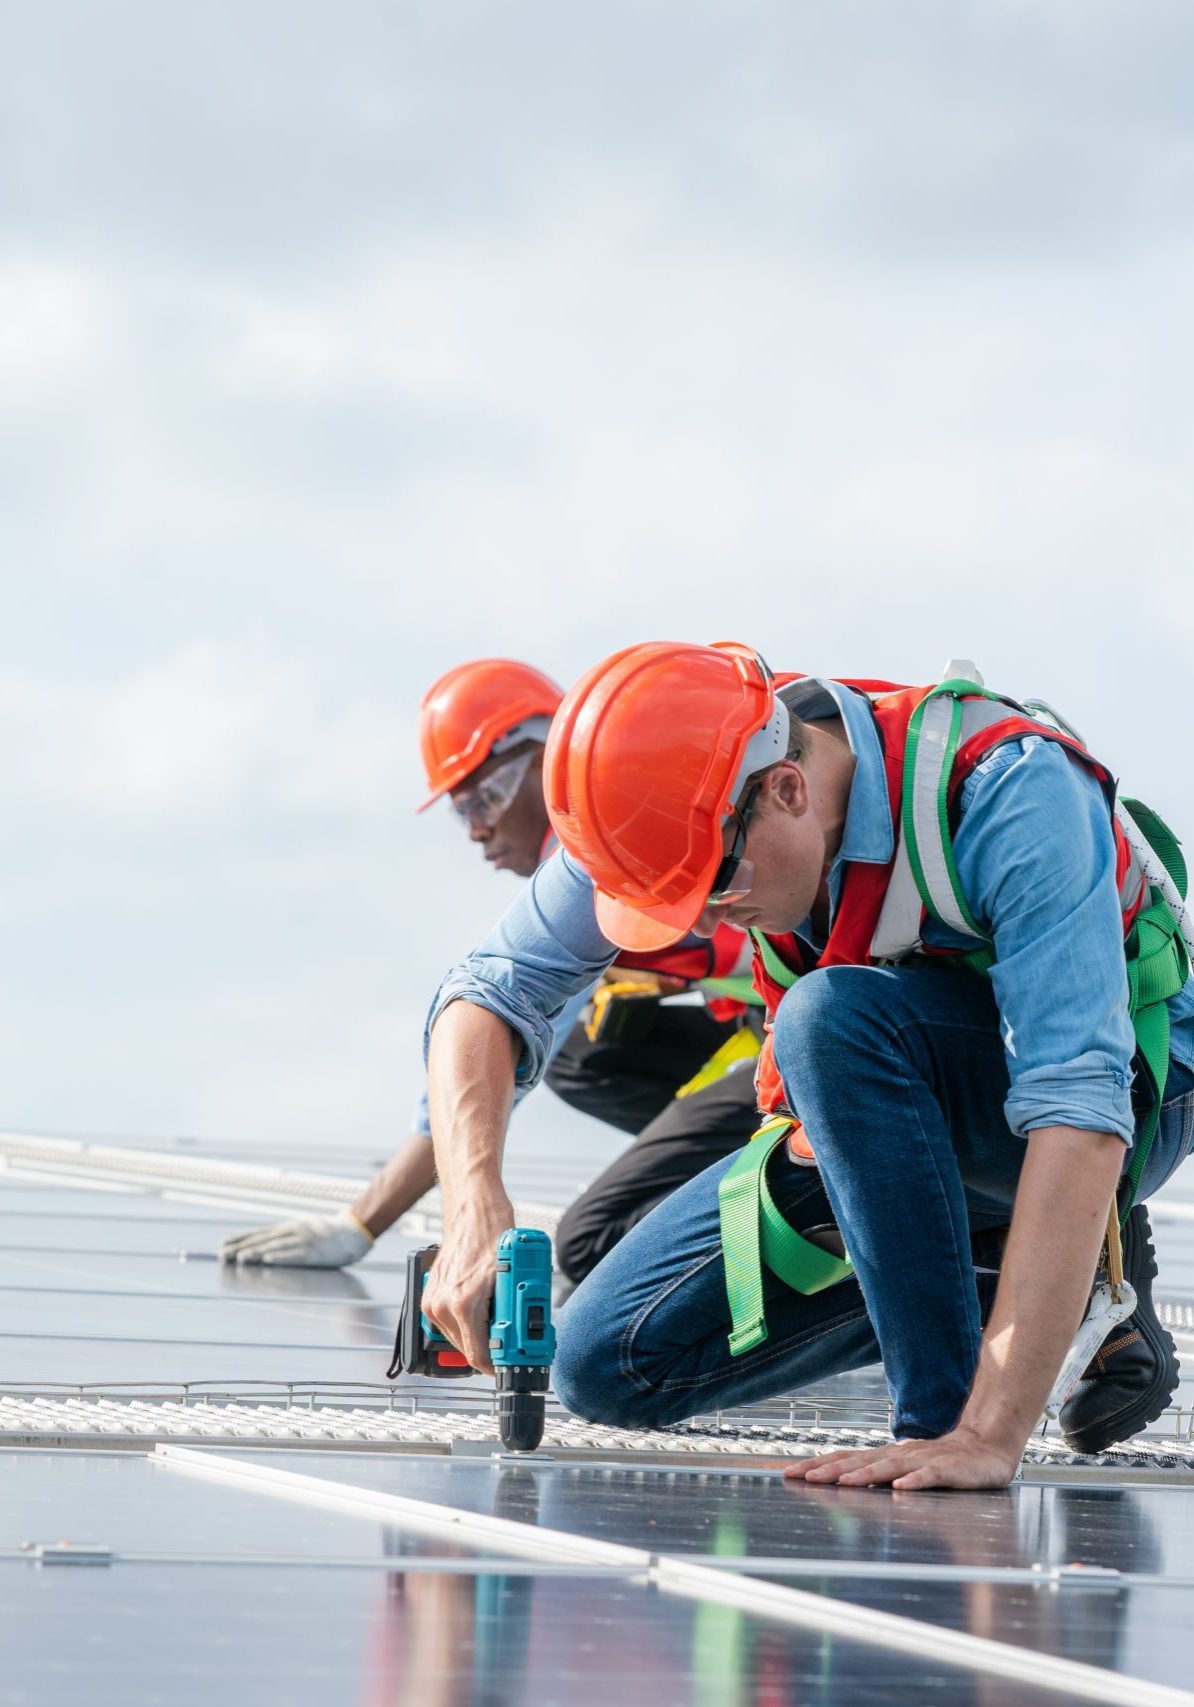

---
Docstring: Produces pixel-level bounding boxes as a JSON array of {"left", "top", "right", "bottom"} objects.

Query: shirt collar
[{"left": 779, "top": 677, "right": 894, "bottom": 867}]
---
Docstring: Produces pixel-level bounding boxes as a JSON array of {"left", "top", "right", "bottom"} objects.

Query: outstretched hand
[{"left": 784, "top": 1425, "right": 1021, "bottom": 1491}]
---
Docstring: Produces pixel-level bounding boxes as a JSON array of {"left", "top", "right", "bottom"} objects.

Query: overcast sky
[{"left": 2, "top": 1, "right": 1193, "bottom": 1159}]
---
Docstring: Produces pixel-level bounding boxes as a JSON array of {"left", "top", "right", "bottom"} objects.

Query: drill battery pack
[{"left": 387, "top": 1245, "right": 473, "bottom": 1379}]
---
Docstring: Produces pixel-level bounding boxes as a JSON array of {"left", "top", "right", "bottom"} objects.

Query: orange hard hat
[
  {"left": 417, "top": 659, "right": 564, "bottom": 811},
  {"left": 544, "top": 641, "right": 789, "bottom": 950}
]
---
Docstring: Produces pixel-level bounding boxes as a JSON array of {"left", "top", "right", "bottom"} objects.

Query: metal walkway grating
[{"left": 4, "top": 1392, "right": 1194, "bottom": 1479}]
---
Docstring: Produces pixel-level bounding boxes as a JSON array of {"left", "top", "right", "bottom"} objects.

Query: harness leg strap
[{"left": 718, "top": 1123, "right": 854, "bottom": 1357}]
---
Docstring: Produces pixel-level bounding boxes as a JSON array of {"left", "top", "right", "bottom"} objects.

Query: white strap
[
  {"left": 908, "top": 695, "right": 977, "bottom": 938},
  {"left": 869, "top": 825, "right": 924, "bottom": 960},
  {"left": 942, "top": 658, "right": 984, "bottom": 686}
]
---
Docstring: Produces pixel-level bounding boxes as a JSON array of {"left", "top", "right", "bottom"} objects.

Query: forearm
[
  {"left": 428, "top": 999, "right": 521, "bottom": 1215},
  {"left": 422, "top": 999, "right": 523, "bottom": 1369},
  {"left": 959, "top": 1124, "right": 1123, "bottom": 1454},
  {"left": 351, "top": 1133, "right": 439, "bottom": 1239}
]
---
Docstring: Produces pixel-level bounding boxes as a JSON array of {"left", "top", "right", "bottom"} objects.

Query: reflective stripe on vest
[{"left": 877, "top": 677, "right": 1148, "bottom": 961}]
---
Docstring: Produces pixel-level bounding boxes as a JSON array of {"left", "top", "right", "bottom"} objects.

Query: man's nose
[
  {"left": 692, "top": 905, "right": 720, "bottom": 938},
  {"left": 468, "top": 819, "right": 493, "bottom": 844}
]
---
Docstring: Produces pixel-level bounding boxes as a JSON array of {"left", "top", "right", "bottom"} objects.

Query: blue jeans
[{"left": 554, "top": 965, "right": 1194, "bottom": 1439}]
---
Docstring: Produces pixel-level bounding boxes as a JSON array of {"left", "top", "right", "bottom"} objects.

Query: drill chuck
[{"left": 496, "top": 1366, "right": 550, "bottom": 1452}]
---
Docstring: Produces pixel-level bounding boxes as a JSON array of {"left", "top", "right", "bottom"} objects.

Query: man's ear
[{"left": 768, "top": 761, "right": 809, "bottom": 818}]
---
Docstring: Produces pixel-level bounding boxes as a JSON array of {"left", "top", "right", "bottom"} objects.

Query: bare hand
[
  {"left": 783, "top": 1424, "right": 1021, "bottom": 1491},
  {"left": 421, "top": 1197, "right": 514, "bottom": 1374}
]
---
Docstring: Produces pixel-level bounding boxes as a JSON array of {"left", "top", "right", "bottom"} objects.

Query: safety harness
[{"left": 719, "top": 669, "right": 1189, "bottom": 1357}]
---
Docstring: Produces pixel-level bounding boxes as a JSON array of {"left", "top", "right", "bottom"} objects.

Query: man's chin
[
  {"left": 500, "top": 853, "right": 538, "bottom": 879},
  {"left": 748, "top": 910, "right": 806, "bottom": 935}
]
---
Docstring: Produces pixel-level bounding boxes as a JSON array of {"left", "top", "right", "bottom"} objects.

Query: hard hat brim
[
  {"left": 593, "top": 885, "right": 707, "bottom": 952},
  {"left": 416, "top": 785, "right": 448, "bottom": 814}
]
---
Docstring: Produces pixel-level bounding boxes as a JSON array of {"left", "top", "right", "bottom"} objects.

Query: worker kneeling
[{"left": 424, "top": 644, "right": 1192, "bottom": 1490}]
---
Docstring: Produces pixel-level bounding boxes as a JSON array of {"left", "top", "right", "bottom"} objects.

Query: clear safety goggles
[
  {"left": 705, "top": 779, "right": 762, "bottom": 906},
  {"left": 449, "top": 748, "right": 537, "bottom": 831}
]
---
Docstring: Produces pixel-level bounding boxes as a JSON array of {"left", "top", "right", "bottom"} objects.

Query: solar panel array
[{"left": 3, "top": 1129, "right": 1194, "bottom": 1705}]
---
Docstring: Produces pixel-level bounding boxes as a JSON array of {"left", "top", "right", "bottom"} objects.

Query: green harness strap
[
  {"left": 750, "top": 927, "right": 800, "bottom": 990},
  {"left": 696, "top": 973, "right": 765, "bottom": 1005},
  {"left": 720, "top": 1121, "right": 855, "bottom": 1356},
  {"left": 1123, "top": 803, "right": 1190, "bottom": 1212},
  {"left": 718, "top": 929, "right": 854, "bottom": 1357},
  {"left": 1121, "top": 889, "right": 1188, "bottom": 1212}
]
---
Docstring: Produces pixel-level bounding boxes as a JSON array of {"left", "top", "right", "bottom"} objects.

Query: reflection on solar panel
[{"left": 4, "top": 1129, "right": 1194, "bottom": 1705}]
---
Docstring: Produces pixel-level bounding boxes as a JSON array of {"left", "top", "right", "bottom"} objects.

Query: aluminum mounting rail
[{"left": 0, "top": 1131, "right": 561, "bottom": 1239}]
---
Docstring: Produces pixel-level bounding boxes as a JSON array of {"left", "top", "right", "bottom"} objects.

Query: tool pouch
[{"left": 584, "top": 980, "right": 665, "bottom": 1046}]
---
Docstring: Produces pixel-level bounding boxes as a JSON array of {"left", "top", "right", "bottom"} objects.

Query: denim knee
[
  {"left": 771, "top": 965, "right": 890, "bottom": 1102},
  {"left": 554, "top": 1303, "right": 693, "bottom": 1427},
  {"left": 552, "top": 1316, "right": 633, "bottom": 1425}
]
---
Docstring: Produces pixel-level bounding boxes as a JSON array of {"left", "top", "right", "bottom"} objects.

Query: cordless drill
[{"left": 388, "top": 1228, "right": 556, "bottom": 1452}]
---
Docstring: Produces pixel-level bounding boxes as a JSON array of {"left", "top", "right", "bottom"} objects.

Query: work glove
[{"left": 219, "top": 1207, "right": 374, "bottom": 1268}]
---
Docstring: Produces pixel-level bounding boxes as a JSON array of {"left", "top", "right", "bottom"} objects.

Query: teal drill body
[
  {"left": 388, "top": 1227, "right": 556, "bottom": 1452},
  {"left": 491, "top": 1228, "right": 556, "bottom": 1368}
]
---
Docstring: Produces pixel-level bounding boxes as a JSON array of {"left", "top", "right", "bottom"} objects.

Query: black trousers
[{"left": 544, "top": 1004, "right": 760, "bottom": 1284}]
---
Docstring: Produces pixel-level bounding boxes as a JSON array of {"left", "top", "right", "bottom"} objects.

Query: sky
[{"left": 2, "top": 0, "right": 1193, "bottom": 1160}]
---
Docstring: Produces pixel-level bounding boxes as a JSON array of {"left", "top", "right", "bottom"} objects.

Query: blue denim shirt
[{"left": 427, "top": 680, "right": 1194, "bottom": 1143}]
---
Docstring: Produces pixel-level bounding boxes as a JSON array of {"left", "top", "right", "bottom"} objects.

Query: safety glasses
[
  {"left": 449, "top": 748, "right": 536, "bottom": 831},
  {"left": 706, "top": 779, "right": 762, "bottom": 905}
]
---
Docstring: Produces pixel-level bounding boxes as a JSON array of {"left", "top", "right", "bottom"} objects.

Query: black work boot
[{"left": 1059, "top": 1203, "right": 1180, "bottom": 1454}]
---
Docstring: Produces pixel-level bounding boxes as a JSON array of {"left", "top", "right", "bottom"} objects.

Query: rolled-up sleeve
[
  {"left": 411, "top": 983, "right": 594, "bottom": 1133},
  {"left": 945, "top": 737, "right": 1136, "bottom": 1144},
  {"left": 424, "top": 850, "right": 617, "bottom": 1096}
]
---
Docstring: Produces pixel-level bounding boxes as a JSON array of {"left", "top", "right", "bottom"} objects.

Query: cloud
[
  {"left": 0, "top": 258, "right": 105, "bottom": 395},
  {"left": 0, "top": 643, "right": 414, "bottom": 820}
]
